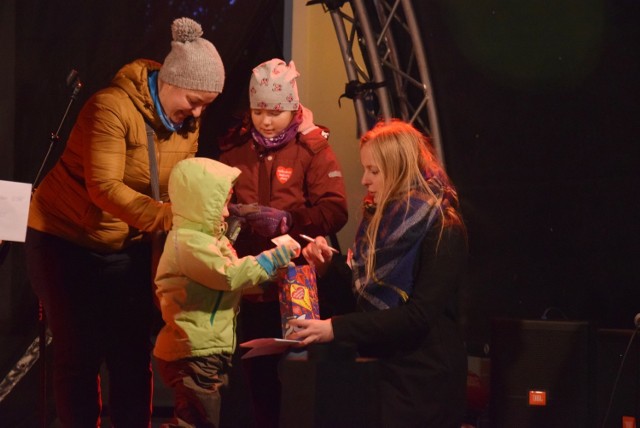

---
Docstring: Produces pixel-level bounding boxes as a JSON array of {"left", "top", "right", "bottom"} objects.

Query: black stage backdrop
[
  {"left": 0, "top": 0, "right": 639, "bottom": 417},
  {"left": 415, "top": 1, "right": 640, "bottom": 340}
]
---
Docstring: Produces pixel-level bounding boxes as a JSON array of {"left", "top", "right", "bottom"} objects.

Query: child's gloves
[
  {"left": 228, "top": 203, "right": 260, "bottom": 217},
  {"left": 256, "top": 245, "right": 297, "bottom": 277},
  {"left": 298, "top": 105, "right": 318, "bottom": 135},
  {"left": 225, "top": 216, "right": 245, "bottom": 244},
  {"left": 245, "top": 206, "right": 292, "bottom": 238}
]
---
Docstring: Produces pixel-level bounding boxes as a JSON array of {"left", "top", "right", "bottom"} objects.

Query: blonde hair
[{"left": 359, "top": 120, "right": 455, "bottom": 284}]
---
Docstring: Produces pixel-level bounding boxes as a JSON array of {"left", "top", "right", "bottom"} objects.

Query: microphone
[
  {"left": 66, "top": 69, "right": 79, "bottom": 87},
  {"left": 65, "top": 69, "right": 83, "bottom": 98}
]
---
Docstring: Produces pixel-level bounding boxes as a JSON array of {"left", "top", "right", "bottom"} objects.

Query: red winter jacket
[{"left": 219, "top": 124, "right": 348, "bottom": 261}]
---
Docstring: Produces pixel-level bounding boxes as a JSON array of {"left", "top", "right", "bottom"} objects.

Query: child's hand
[
  {"left": 245, "top": 206, "right": 291, "bottom": 238},
  {"left": 228, "top": 203, "right": 260, "bottom": 217},
  {"left": 255, "top": 244, "right": 296, "bottom": 277},
  {"left": 298, "top": 105, "right": 318, "bottom": 135},
  {"left": 271, "top": 234, "right": 301, "bottom": 258}
]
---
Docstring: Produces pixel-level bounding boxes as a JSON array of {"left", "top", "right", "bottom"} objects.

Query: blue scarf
[
  {"left": 148, "top": 71, "right": 183, "bottom": 132},
  {"left": 351, "top": 177, "right": 444, "bottom": 310}
]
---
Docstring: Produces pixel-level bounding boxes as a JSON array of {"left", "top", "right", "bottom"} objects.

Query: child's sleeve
[{"left": 174, "top": 230, "right": 271, "bottom": 291}]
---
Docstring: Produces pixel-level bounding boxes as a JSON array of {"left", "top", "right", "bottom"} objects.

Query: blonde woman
[{"left": 289, "top": 120, "right": 468, "bottom": 427}]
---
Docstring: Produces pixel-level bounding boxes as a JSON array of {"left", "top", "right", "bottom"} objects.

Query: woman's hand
[
  {"left": 301, "top": 235, "right": 334, "bottom": 277},
  {"left": 286, "top": 318, "right": 334, "bottom": 346},
  {"left": 298, "top": 105, "right": 318, "bottom": 135}
]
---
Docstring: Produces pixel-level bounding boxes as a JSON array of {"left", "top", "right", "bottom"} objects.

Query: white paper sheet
[
  {"left": 271, "top": 234, "right": 301, "bottom": 257},
  {"left": 0, "top": 180, "right": 32, "bottom": 242}
]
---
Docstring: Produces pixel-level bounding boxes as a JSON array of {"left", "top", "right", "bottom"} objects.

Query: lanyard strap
[{"left": 145, "top": 123, "right": 160, "bottom": 201}]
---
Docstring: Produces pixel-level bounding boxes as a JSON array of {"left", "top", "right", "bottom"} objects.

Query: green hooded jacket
[{"left": 153, "top": 157, "right": 271, "bottom": 361}]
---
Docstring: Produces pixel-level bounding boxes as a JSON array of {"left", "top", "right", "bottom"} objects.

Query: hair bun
[{"left": 171, "top": 17, "right": 203, "bottom": 43}]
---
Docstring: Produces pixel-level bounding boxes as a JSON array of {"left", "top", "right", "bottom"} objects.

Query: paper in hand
[
  {"left": 239, "top": 338, "right": 300, "bottom": 359},
  {"left": 271, "top": 234, "right": 301, "bottom": 257}
]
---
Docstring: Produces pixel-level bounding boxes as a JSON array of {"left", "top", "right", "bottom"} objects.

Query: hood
[
  {"left": 169, "top": 158, "right": 241, "bottom": 237},
  {"left": 110, "top": 59, "right": 161, "bottom": 124}
]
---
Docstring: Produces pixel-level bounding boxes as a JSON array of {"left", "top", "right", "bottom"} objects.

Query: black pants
[
  {"left": 237, "top": 299, "right": 282, "bottom": 428},
  {"left": 25, "top": 228, "right": 154, "bottom": 427},
  {"left": 156, "top": 355, "right": 232, "bottom": 428}
]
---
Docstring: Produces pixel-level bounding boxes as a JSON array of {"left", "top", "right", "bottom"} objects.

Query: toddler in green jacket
[{"left": 153, "top": 157, "right": 298, "bottom": 428}]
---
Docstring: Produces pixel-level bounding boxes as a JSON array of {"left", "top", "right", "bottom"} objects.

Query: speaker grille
[{"left": 489, "top": 318, "right": 594, "bottom": 428}]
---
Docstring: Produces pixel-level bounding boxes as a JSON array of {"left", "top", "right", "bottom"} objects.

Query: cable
[{"left": 600, "top": 315, "right": 640, "bottom": 428}]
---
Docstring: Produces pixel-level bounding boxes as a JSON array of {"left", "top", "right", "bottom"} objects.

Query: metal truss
[{"left": 306, "top": 0, "right": 445, "bottom": 167}]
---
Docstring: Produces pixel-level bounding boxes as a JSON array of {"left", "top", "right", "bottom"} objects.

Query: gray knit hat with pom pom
[{"left": 159, "top": 17, "right": 225, "bottom": 92}]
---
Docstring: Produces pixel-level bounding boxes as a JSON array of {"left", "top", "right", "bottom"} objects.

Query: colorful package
[{"left": 277, "top": 265, "right": 320, "bottom": 338}]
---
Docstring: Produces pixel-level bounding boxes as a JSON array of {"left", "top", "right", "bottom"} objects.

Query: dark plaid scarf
[{"left": 352, "top": 177, "right": 444, "bottom": 310}]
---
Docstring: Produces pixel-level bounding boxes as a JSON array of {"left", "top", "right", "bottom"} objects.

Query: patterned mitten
[{"left": 245, "top": 206, "right": 292, "bottom": 238}]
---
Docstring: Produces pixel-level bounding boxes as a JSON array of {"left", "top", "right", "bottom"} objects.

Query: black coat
[{"left": 332, "top": 215, "right": 468, "bottom": 428}]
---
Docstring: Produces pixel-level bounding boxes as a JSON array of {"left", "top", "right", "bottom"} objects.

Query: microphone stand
[
  {"left": 1, "top": 70, "right": 82, "bottom": 265},
  {"left": 33, "top": 70, "right": 82, "bottom": 428},
  {"left": 0, "top": 239, "right": 9, "bottom": 266},
  {"left": 33, "top": 71, "right": 83, "bottom": 189}
]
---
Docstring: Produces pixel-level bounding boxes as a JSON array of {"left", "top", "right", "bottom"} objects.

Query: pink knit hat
[{"left": 249, "top": 59, "right": 300, "bottom": 111}]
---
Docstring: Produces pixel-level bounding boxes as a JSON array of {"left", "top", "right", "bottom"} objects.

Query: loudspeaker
[
  {"left": 595, "top": 328, "right": 640, "bottom": 428},
  {"left": 489, "top": 318, "right": 594, "bottom": 428}
]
